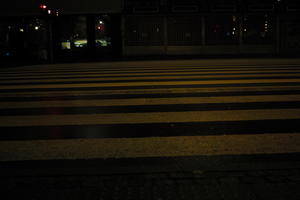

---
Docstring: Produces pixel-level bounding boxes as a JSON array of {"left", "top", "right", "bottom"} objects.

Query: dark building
[
  {"left": 123, "top": 0, "right": 300, "bottom": 56},
  {"left": 0, "top": 0, "right": 122, "bottom": 63},
  {"left": 1, "top": 0, "right": 300, "bottom": 64}
]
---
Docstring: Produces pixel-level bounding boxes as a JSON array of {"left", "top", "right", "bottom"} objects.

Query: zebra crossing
[{"left": 0, "top": 60, "right": 300, "bottom": 161}]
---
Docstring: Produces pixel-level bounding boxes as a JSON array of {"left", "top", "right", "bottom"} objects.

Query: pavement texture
[
  {"left": 1, "top": 154, "right": 300, "bottom": 200},
  {"left": 1, "top": 134, "right": 300, "bottom": 161},
  {"left": 1, "top": 59, "right": 300, "bottom": 199},
  {"left": 2, "top": 169, "right": 300, "bottom": 200}
]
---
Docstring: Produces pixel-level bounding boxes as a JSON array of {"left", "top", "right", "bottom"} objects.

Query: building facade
[
  {"left": 0, "top": 0, "right": 300, "bottom": 64},
  {"left": 123, "top": 0, "right": 300, "bottom": 56}
]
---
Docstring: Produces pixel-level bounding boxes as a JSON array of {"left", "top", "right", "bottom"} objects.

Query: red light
[{"left": 39, "top": 4, "right": 47, "bottom": 9}]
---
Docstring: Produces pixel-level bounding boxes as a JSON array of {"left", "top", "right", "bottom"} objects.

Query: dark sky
[{"left": 0, "top": 0, "right": 121, "bottom": 16}]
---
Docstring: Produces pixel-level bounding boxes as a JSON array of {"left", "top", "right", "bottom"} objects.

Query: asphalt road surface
[{"left": 0, "top": 59, "right": 300, "bottom": 199}]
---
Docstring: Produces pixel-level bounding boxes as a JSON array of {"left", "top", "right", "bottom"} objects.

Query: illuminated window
[
  {"left": 59, "top": 16, "right": 87, "bottom": 50},
  {"left": 61, "top": 41, "right": 71, "bottom": 50},
  {"left": 95, "top": 16, "right": 112, "bottom": 47}
]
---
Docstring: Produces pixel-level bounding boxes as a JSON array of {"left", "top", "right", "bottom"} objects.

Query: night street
[
  {"left": 2, "top": 0, "right": 300, "bottom": 199},
  {"left": 0, "top": 59, "right": 300, "bottom": 199}
]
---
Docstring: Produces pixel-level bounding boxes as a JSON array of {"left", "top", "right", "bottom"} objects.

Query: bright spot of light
[
  {"left": 35, "top": 26, "right": 39, "bottom": 30},
  {"left": 39, "top": 4, "right": 47, "bottom": 9},
  {"left": 20, "top": 28, "right": 24, "bottom": 32}
]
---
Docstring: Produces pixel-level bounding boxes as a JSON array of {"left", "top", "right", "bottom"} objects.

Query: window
[
  {"left": 168, "top": 16, "right": 202, "bottom": 45},
  {"left": 206, "top": 15, "right": 239, "bottom": 45},
  {"left": 210, "top": 0, "right": 237, "bottom": 12},
  {"left": 285, "top": 19, "right": 300, "bottom": 48},
  {"left": 95, "top": 16, "right": 112, "bottom": 47},
  {"left": 0, "top": 18, "right": 48, "bottom": 60},
  {"left": 124, "top": 0, "right": 160, "bottom": 13},
  {"left": 0, "top": 21, "right": 11, "bottom": 57},
  {"left": 25, "top": 18, "right": 48, "bottom": 59},
  {"left": 246, "top": 0, "right": 275, "bottom": 11},
  {"left": 286, "top": 0, "right": 300, "bottom": 11},
  {"left": 59, "top": 16, "right": 87, "bottom": 50},
  {"left": 125, "top": 16, "right": 164, "bottom": 46},
  {"left": 170, "top": 0, "right": 201, "bottom": 13},
  {"left": 243, "top": 15, "right": 274, "bottom": 45}
]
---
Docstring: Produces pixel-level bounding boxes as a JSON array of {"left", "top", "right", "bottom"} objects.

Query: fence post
[
  {"left": 163, "top": 15, "right": 168, "bottom": 55},
  {"left": 201, "top": 16, "right": 206, "bottom": 46}
]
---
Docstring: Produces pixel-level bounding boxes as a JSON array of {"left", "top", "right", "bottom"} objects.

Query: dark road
[
  {"left": 0, "top": 59, "right": 300, "bottom": 160},
  {"left": 0, "top": 59, "right": 300, "bottom": 199}
]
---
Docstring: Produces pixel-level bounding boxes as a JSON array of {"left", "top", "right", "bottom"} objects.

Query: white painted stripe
[
  {"left": 1, "top": 95, "right": 300, "bottom": 109},
  {"left": 0, "top": 133, "right": 299, "bottom": 161},
  {"left": 1, "top": 79, "right": 300, "bottom": 90},
  {"left": 0, "top": 109, "right": 299, "bottom": 127}
]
